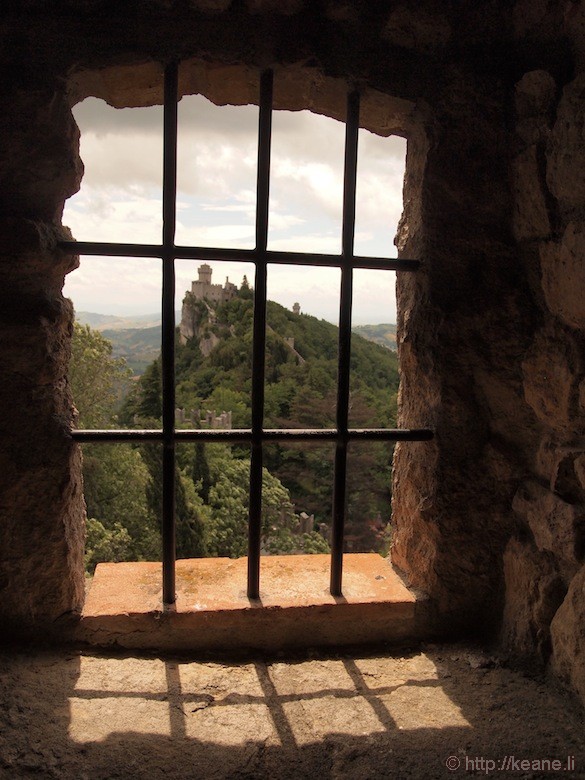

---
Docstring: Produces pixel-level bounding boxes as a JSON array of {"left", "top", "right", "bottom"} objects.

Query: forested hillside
[{"left": 72, "top": 285, "right": 400, "bottom": 572}]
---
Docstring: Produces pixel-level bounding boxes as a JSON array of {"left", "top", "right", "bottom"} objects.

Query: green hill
[
  {"left": 101, "top": 326, "right": 161, "bottom": 374},
  {"left": 76, "top": 311, "right": 167, "bottom": 331},
  {"left": 124, "top": 289, "right": 400, "bottom": 548}
]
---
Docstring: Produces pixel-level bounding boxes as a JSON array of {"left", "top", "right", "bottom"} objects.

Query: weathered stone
[
  {"left": 0, "top": 86, "right": 85, "bottom": 631},
  {"left": 322, "top": 1, "right": 359, "bottom": 23},
  {"left": 547, "top": 74, "right": 585, "bottom": 217},
  {"left": 575, "top": 454, "right": 585, "bottom": 491},
  {"left": 512, "top": 0, "right": 563, "bottom": 42},
  {"left": 0, "top": 90, "right": 83, "bottom": 220},
  {"left": 553, "top": 454, "right": 585, "bottom": 504},
  {"left": 245, "top": 0, "right": 304, "bottom": 14},
  {"left": 473, "top": 367, "right": 538, "bottom": 451},
  {"left": 511, "top": 145, "right": 551, "bottom": 241},
  {"left": 551, "top": 563, "right": 585, "bottom": 705},
  {"left": 562, "top": 1, "right": 585, "bottom": 67},
  {"left": 512, "top": 479, "right": 582, "bottom": 578},
  {"left": 189, "top": 0, "right": 232, "bottom": 11},
  {"left": 501, "top": 538, "right": 566, "bottom": 665},
  {"left": 68, "top": 61, "right": 165, "bottom": 109},
  {"left": 540, "top": 223, "right": 585, "bottom": 329},
  {"left": 515, "top": 70, "right": 556, "bottom": 120},
  {"left": 522, "top": 325, "right": 578, "bottom": 428},
  {"left": 382, "top": 5, "right": 451, "bottom": 52}
]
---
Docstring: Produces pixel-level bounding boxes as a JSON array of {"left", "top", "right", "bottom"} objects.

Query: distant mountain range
[
  {"left": 76, "top": 311, "right": 178, "bottom": 331},
  {"left": 352, "top": 323, "right": 397, "bottom": 350},
  {"left": 75, "top": 311, "right": 397, "bottom": 374}
]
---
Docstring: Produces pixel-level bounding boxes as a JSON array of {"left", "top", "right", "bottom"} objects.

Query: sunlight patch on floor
[{"left": 68, "top": 653, "right": 468, "bottom": 746}]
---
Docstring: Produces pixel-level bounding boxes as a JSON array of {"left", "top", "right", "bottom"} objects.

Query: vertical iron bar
[
  {"left": 162, "top": 61, "right": 178, "bottom": 605},
  {"left": 330, "top": 89, "right": 360, "bottom": 597},
  {"left": 248, "top": 69, "right": 273, "bottom": 599}
]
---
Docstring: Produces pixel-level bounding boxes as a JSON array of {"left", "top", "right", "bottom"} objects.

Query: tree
[
  {"left": 70, "top": 321, "right": 160, "bottom": 572},
  {"left": 82, "top": 443, "right": 160, "bottom": 564},
  {"left": 239, "top": 275, "right": 253, "bottom": 299},
  {"left": 69, "top": 322, "right": 131, "bottom": 427},
  {"left": 191, "top": 442, "right": 211, "bottom": 503},
  {"left": 134, "top": 357, "right": 162, "bottom": 421},
  {"left": 140, "top": 443, "right": 208, "bottom": 559},
  {"left": 205, "top": 449, "right": 300, "bottom": 558}
]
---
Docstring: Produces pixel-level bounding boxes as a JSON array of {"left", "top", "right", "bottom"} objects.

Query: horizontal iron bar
[
  {"left": 58, "top": 240, "right": 421, "bottom": 272},
  {"left": 60, "top": 241, "right": 164, "bottom": 258},
  {"left": 70, "top": 428, "right": 434, "bottom": 443}
]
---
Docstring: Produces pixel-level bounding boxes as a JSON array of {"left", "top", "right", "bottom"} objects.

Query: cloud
[
  {"left": 63, "top": 256, "right": 163, "bottom": 316},
  {"left": 64, "top": 94, "right": 405, "bottom": 323},
  {"left": 64, "top": 188, "right": 162, "bottom": 243}
]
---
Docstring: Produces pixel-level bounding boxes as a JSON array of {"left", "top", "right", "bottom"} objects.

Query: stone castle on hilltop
[
  {"left": 189, "top": 263, "right": 238, "bottom": 305},
  {"left": 179, "top": 264, "right": 238, "bottom": 344}
]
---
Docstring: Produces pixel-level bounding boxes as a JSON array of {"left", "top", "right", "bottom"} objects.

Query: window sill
[{"left": 77, "top": 554, "right": 426, "bottom": 652}]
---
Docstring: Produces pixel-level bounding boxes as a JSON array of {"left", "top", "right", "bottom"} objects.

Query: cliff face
[
  {"left": 179, "top": 293, "right": 221, "bottom": 357},
  {"left": 179, "top": 291, "right": 201, "bottom": 344}
]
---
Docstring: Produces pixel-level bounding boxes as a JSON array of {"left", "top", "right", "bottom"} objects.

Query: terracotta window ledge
[{"left": 77, "top": 554, "right": 428, "bottom": 652}]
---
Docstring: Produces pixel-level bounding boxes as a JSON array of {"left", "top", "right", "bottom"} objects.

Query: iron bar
[
  {"left": 247, "top": 69, "right": 273, "bottom": 600},
  {"left": 161, "top": 61, "right": 179, "bottom": 605},
  {"left": 330, "top": 89, "right": 360, "bottom": 598},
  {"left": 71, "top": 428, "right": 434, "bottom": 443},
  {"left": 59, "top": 241, "right": 164, "bottom": 258},
  {"left": 59, "top": 239, "right": 421, "bottom": 272}
]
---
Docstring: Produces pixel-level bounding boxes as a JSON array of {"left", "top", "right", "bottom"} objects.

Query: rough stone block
[
  {"left": 540, "top": 223, "right": 585, "bottom": 329},
  {"left": 382, "top": 5, "right": 451, "bottom": 51},
  {"left": 245, "top": 0, "right": 304, "bottom": 14},
  {"left": 512, "top": 479, "right": 582, "bottom": 578},
  {"left": 188, "top": 0, "right": 232, "bottom": 11},
  {"left": 547, "top": 74, "right": 585, "bottom": 215},
  {"left": 512, "top": 0, "right": 563, "bottom": 42},
  {"left": 550, "top": 562, "right": 585, "bottom": 706},
  {"left": 68, "top": 61, "right": 165, "bottom": 109},
  {"left": 515, "top": 70, "right": 556, "bottom": 120},
  {"left": 512, "top": 145, "right": 551, "bottom": 241},
  {"left": 575, "top": 454, "right": 585, "bottom": 491},
  {"left": 501, "top": 537, "right": 566, "bottom": 665},
  {"left": 521, "top": 324, "right": 581, "bottom": 429}
]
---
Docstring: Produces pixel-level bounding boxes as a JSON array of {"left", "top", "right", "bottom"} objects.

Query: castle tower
[
  {"left": 198, "top": 263, "right": 212, "bottom": 284},
  {"left": 293, "top": 302, "right": 301, "bottom": 315}
]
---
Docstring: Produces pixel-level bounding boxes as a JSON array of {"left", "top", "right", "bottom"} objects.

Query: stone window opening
[
  {"left": 4, "top": 0, "right": 585, "bottom": 714},
  {"left": 62, "top": 60, "right": 431, "bottom": 612},
  {"left": 64, "top": 63, "right": 431, "bottom": 604}
]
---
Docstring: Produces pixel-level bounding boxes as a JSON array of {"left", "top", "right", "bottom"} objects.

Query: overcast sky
[{"left": 63, "top": 94, "right": 406, "bottom": 325}]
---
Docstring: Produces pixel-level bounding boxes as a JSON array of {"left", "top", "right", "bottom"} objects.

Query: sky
[{"left": 62, "top": 92, "right": 407, "bottom": 325}]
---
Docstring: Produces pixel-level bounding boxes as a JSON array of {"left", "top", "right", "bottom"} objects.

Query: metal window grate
[{"left": 61, "top": 63, "right": 433, "bottom": 605}]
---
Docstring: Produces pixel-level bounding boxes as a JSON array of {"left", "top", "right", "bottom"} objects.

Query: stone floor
[{"left": 1, "top": 643, "right": 584, "bottom": 779}]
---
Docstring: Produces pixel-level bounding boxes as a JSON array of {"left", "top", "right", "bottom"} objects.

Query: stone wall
[
  {"left": 0, "top": 0, "right": 584, "bottom": 705},
  {"left": 497, "top": 2, "right": 585, "bottom": 702},
  {"left": 0, "top": 87, "right": 85, "bottom": 630}
]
